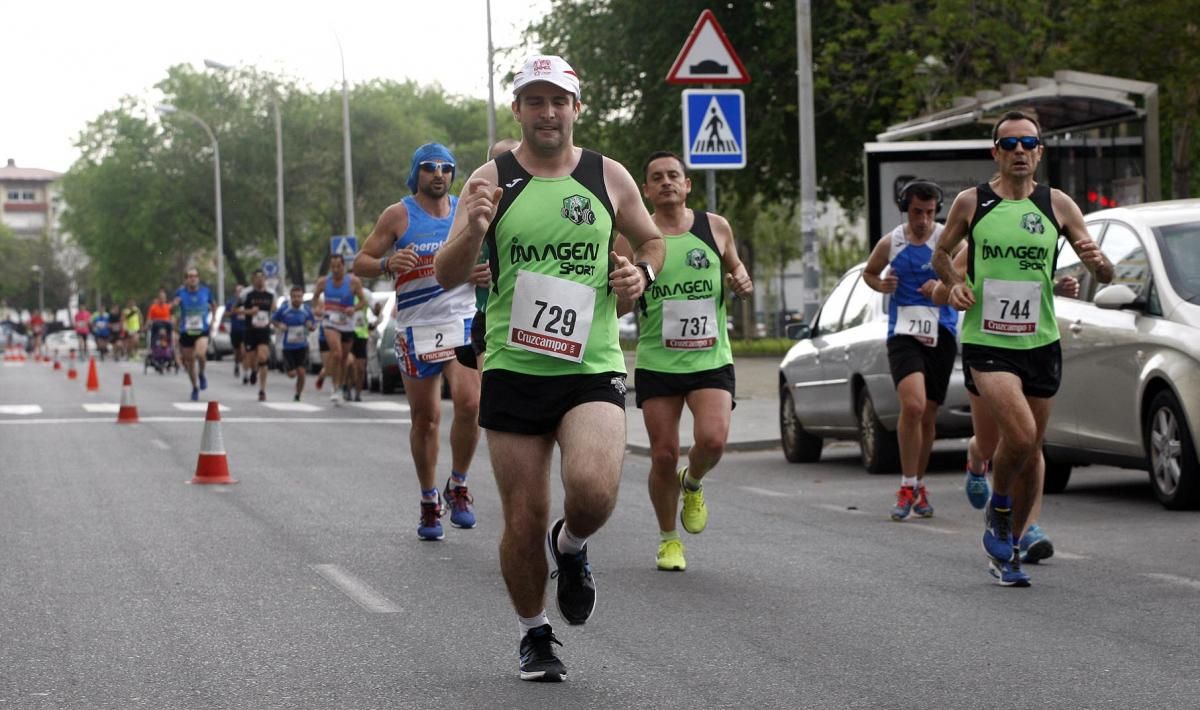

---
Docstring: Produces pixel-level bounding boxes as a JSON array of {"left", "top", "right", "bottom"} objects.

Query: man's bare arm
[
  {"left": 435, "top": 162, "right": 501, "bottom": 289},
  {"left": 605, "top": 157, "right": 664, "bottom": 301},
  {"left": 861, "top": 236, "right": 896, "bottom": 293},
  {"left": 354, "top": 202, "right": 407, "bottom": 279},
  {"left": 1052, "top": 189, "right": 1114, "bottom": 284}
]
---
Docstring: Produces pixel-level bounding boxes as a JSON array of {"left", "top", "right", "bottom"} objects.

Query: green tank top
[
  {"left": 482, "top": 149, "right": 623, "bottom": 375},
  {"left": 353, "top": 295, "right": 370, "bottom": 338},
  {"left": 962, "top": 183, "right": 1061, "bottom": 349},
  {"left": 635, "top": 209, "right": 732, "bottom": 373}
]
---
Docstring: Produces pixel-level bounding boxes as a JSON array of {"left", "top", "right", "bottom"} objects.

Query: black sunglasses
[
  {"left": 995, "top": 136, "right": 1041, "bottom": 151},
  {"left": 419, "top": 161, "right": 455, "bottom": 174}
]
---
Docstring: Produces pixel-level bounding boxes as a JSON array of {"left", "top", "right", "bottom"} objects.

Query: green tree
[
  {"left": 0, "top": 227, "right": 71, "bottom": 312},
  {"left": 1063, "top": 0, "right": 1200, "bottom": 197}
]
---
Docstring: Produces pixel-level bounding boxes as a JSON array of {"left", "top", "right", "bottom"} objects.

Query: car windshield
[{"left": 1153, "top": 220, "right": 1200, "bottom": 303}]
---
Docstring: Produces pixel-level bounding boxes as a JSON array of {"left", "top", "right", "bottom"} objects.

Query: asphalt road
[{"left": 2, "top": 355, "right": 1198, "bottom": 709}]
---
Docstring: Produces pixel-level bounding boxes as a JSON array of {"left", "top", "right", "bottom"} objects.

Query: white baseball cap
[{"left": 512, "top": 55, "right": 581, "bottom": 100}]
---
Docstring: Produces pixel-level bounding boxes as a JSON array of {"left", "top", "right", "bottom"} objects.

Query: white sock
[
  {"left": 901, "top": 476, "right": 918, "bottom": 488},
  {"left": 519, "top": 611, "right": 549, "bottom": 638},
  {"left": 557, "top": 523, "right": 587, "bottom": 555}
]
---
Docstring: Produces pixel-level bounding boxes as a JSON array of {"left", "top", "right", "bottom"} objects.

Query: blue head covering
[{"left": 407, "top": 142, "right": 456, "bottom": 193}]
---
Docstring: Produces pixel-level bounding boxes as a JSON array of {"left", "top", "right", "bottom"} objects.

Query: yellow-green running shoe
[
  {"left": 679, "top": 468, "right": 708, "bottom": 534},
  {"left": 656, "top": 538, "right": 686, "bottom": 571}
]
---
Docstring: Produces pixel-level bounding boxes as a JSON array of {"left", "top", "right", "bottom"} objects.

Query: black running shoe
[
  {"left": 249, "top": 370, "right": 257, "bottom": 385},
  {"left": 519, "top": 624, "right": 566, "bottom": 682},
  {"left": 547, "top": 518, "right": 596, "bottom": 625}
]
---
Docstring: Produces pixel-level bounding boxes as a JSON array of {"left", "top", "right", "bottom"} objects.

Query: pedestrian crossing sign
[
  {"left": 330, "top": 235, "right": 358, "bottom": 259},
  {"left": 682, "top": 89, "right": 746, "bottom": 169}
]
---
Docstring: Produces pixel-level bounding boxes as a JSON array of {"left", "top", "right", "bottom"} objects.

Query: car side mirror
[
  {"left": 1094, "top": 284, "right": 1140, "bottom": 310},
  {"left": 785, "top": 322, "right": 811, "bottom": 340}
]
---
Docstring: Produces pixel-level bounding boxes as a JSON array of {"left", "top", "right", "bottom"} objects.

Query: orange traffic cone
[
  {"left": 85, "top": 357, "right": 100, "bottom": 391},
  {"left": 67, "top": 360, "right": 78, "bottom": 380},
  {"left": 117, "top": 373, "right": 139, "bottom": 424},
  {"left": 53, "top": 354, "right": 62, "bottom": 371},
  {"left": 190, "top": 401, "right": 237, "bottom": 484}
]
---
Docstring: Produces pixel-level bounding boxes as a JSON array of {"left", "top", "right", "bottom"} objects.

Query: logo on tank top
[
  {"left": 1021, "top": 212, "right": 1045, "bottom": 234},
  {"left": 685, "top": 248, "right": 710, "bottom": 270},
  {"left": 561, "top": 195, "right": 596, "bottom": 225}
]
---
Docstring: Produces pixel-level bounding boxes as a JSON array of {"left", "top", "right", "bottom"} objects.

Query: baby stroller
[{"left": 144, "top": 321, "right": 179, "bottom": 375}]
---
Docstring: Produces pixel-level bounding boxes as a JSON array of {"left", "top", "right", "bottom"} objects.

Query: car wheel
[
  {"left": 381, "top": 370, "right": 399, "bottom": 395},
  {"left": 780, "top": 387, "right": 822, "bottom": 463},
  {"left": 858, "top": 390, "right": 899, "bottom": 474},
  {"left": 1145, "top": 390, "right": 1200, "bottom": 510},
  {"left": 1043, "top": 453, "right": 1072, "bottom": 494}
]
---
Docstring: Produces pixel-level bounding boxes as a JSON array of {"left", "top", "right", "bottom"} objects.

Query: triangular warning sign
[
  {"left": 666, "top": 9, "right": 750, "bottom": 85},
  {"left": 690, "top": 98, "right": 741, "bottom": 154}
]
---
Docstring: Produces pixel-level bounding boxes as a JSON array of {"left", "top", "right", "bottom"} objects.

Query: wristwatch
[{"left": 635, "top": 261, "right": 656, "bottom": 288}]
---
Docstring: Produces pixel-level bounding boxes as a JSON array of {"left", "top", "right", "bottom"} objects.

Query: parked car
[
  {"left": 44, "top": 329, "right": 95, "bottom": 356},
  {"left": 778, "top": 262, "right": 973, "bottom": 473},
  {"left": 207, "top": 304, "right": 235, "bottom": 361},
  {"left": 1042, "top": 199, "right": 1200, "bottom": 509},
  {"left": 1, "top": 321, "right": 29, "bottom": 350},
  {"left": 618, "top": 312, "right": 638, "bottom": 341}
]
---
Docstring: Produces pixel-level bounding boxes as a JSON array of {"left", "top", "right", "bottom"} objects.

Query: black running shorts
[
  {"left": 886, "top": 328, "right": 957, "bottom": 404},
  {"left": 962, "top": 340, "right": 1062, "bottom": 399},
  {"left": 283, "top": 348, "right": 308, "bottom": 372},
  {"left": 244, "top": 329, "right": 271, "bottom": 350},
  {"left": 479, "top": 369, "right": 627, "bottom": 435},
  {"left": 633, "top": 364, "right": 736, "bottom": 409},
  {"left": 178, "top": 332, "right": 205, "bottom": 349}
]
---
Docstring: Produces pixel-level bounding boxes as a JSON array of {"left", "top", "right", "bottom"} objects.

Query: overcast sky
[{"left": 4, "top": 0, "right": 551, "bottom": 173}]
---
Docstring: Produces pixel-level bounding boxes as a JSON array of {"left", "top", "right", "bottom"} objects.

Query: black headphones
[{"left": 897, "top": 179, "right": 945, "bottom": 213}]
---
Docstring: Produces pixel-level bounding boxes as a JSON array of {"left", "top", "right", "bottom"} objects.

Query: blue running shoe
[
  {"left": 444, "top": 478, "right": 476, "bottom": 529},
  {"left": 199, "top": 372, "right": 207, "bottom": 390},
  {"left": 890, "top": 486, "right": 916, "bottom": 521},
  {"left": 913, "top": 486, "right": 934, "bottom": 518},
  {"left": 417, "top": 498, "right": 444, "bottom": 541},
  {"left": 982, "top": 503, "right": 1014, "bottom": 565},
  {"left": 988, "top": 557, "right": 1032, "bottom": 587},
  {"left": 190, "top": 386, "right": 199, "bottom": 402},
  {"left": 1020, "top": 523, "right": 1055, "bottom": 564},
  {"left": 964, "top": 464, "right": 991, "bottom": 510}
]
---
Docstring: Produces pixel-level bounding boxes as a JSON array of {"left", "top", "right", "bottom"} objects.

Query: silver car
[
  {"left": 779, "top": 263, "right": 973, "bottom": 473},
  {"left": 1044, "top": 199, "right": 1200, "bottom": 509}
]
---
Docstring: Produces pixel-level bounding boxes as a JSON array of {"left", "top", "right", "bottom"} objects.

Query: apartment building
[{"left": 1, "top": 158, "right": 62, "bottom": 238}]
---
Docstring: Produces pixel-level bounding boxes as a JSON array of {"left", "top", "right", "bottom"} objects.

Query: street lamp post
[
  {"left": 205, "top": 59, "right": 286, "bottom": 295},
  {"left": 30, "top": 264, "right": 44, "bottom": 314},
  {"left": 334, "top": 34, "right": 355, "bottom": 239},
  {"left": 156, "top": 103, "right": 225, "bottom": 305}
]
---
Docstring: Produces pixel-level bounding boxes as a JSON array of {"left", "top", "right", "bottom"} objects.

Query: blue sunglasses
[
  {"left": 995, "top": 136, "right": 1041, "bottom": 151},
  {"left": 419, "top": 161, "right": 455, "bottom": 174}
]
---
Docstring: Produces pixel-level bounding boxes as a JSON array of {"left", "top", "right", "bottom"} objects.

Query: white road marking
[
  {"left": 902, "top": 523, "right": 957, "bottom": 534},
  {"left": 151, "top": 438, "right": 171, "bottom": 450},
  {"left": 311, "top": 564, "right": 401, "bottom": 613},
  {"left": 82, "top": 403, "right": 120, "bottom": 413},
  {"left": 0, "top": 417, "right": 410, "bottom": 425},
  {"left": 349, "top": 401, "right": 410, "bottom": 412},
  {"left": 173, "top": 402, "right": 230, "bottom": 412},
  {"left": 1141, "top": 573, "right": 1200, "bottom": 591},
  {"left": 0, "top": 404, "right": 42, "bottom": 415},
  {"left": 739, "top": 486, "right": 793, "bottom": 498},
  {"left": 2, "top": 362, "right": 26, "bottom": 368},
  {"left": 1053, "top": 551, "right": 1089, "bottom": 561},
  {"left": 261, "top": 402, "right": 323, "bottom": 413}
]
